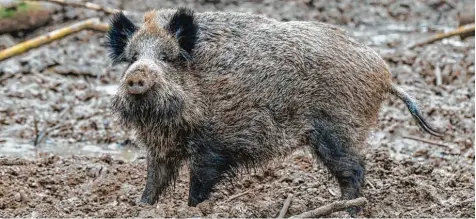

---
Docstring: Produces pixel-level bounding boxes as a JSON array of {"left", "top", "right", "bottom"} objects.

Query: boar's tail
[{"left": 390, "top": 84, "right": 444, "bottom": 137}]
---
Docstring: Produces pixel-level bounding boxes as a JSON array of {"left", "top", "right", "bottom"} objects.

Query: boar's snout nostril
[{"left": 125, "top": 77, "right": 149, "bottom": 95}]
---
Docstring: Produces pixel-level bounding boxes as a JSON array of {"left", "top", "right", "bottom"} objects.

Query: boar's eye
[
  {"left": 159, "top": 54, "right": 169, "bottom": 62},
  {"left": 131, "top": 53, "right": 138, "bottom": 62}
]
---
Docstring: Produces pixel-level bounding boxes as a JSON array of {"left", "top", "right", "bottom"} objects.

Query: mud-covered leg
[
  {"left": 188, "top": 151, "right": 234, "bottom": 206},
  {"left": 309, "top": 120, "right": 366, "bottom": 217},
  {"left": 140, "top": 153, "right": 181, "bottom": 205}
]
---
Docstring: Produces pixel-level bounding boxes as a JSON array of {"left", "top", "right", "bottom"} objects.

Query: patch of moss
[{"left": 0, "top": 2, "right": 32, "bottom": 19}]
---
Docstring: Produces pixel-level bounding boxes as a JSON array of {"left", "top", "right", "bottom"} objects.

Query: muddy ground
[{"left": 0, "top": 0, "right": 474, "bottom": 217}]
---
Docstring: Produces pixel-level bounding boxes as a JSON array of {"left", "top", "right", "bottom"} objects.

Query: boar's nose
[{"left": 124, "top": 72, "right": 151, "bottom": 95}]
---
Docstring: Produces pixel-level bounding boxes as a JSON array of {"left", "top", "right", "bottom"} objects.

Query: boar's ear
[
  {"left": 166, "top": 8, "right": 198, "bottom": 60},
  {"left": 106, "top": 12, "right": 137, "bottom": 64}
]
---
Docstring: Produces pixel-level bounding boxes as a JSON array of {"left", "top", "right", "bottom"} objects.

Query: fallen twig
[
  {"left": 33, "top": 113, "right": 40, "bottom": 146},
  {"left": 408, "top": 23, "right": 475, "bottom": 49},
  {"left": 32, "top": 0, "right": 120, "bottom": 14},
  {"left": 277, "top": 194, "right": 293, "bottom": 218},
  {"left": 290, "top": 197, "right": 368, "bottom": 218},
  {"left": 366, "top": 179, "right": 376, "bottom": 190},
  {"left": 0, "top": 18, "right": 109, "bottom": 61},
  {"left": 328, "top": 188, "right": 338, "bottom": 197},
  {"left": 36, "top": 123, "right": 71, "bottom": 145},
  {"left": 402, "top": 135, "right": 450, "bottom": 148},
  {"left": 226, "top": 189, "right": 253, "bottom": 202},
  {"left": 434, "top": 63, "right": 442, "bottom": 87},
  {"left": 0, "top": 157, "right": 26, "bottom": 165},
  {"left": 0, "top": 74, "right": 15, "bottom": 83}
]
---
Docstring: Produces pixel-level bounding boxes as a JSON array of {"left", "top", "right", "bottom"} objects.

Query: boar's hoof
[
  {"left": 347, "top": 206, "right": 363, "bottom": 218},
  {"left": 138, "top": 190, "right": 158, "bottom": 205}
]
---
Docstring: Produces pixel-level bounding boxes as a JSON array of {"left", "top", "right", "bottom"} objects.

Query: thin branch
[
  {"left": 277, "top": 194, "right": 293, "bottom": 218},
  {"left": 0, "top": 74, "right": 15, "bottom": 83},
  {"left": 31, "top": 0, "right": 120, "bottom": 14},
  {"left": 366, "top": 179, "right": 376, "bottom": 190},
  {"left": 290, "top": 197, "right": 368, "bottom": 218},
  {"left": 33, "top": 113, "right": 40, "bottom": 146},
  {"left": 408, "top": 23, "right": 475, "bottom": 49},
  {"left": 36, "top": 123, "right": 71, "bottom": 145},
  {"left": 434, "top": 63, "right": 442, "bottom": 87},
  {"left": 328, "top": 188, "right": 338, "bottom": 197},
  {"left": 0, "top": 18, "right": 109, "bottom": 62},
  {"left": 402, "top": 135, "right": 451, "bottom": 148},
  {"left": 226, "top": 189, "right": 253, "bottom": 202}
]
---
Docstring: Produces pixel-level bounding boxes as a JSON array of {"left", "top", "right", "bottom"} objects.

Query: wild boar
[{"left": 106, "top": 7, "right": 443, "bottom": 215}]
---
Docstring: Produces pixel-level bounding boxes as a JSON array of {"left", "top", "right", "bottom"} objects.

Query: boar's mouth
[{"left": 111, "top": 88, "right": 186, "bottom": 129}]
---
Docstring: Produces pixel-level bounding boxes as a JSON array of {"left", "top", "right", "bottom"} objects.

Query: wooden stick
[
  {"left": 36, "top": 123, "right": 71, "bottom": 145},
  {"left": 31, "top": 0, "right": 120, "bottom": 14},
  {"left": 0, "top": 18, "right": 109, "bottom": 61},
  {"left": 226, "top": 189, "right": 253, "bottom": 202},
  {"left": 402, "top": 135, "right": 450, "bottom": 148},
  {"left": 366, "top": 179, "right": 376, "bottom": 190},
  {"left": 328, "top": 188, "right": 337, "bottom": 197},
  {"left": 434, "top": 63, "right": 442, "bottom": 87},
  {"left": 290, "top": 197, "right": 367, "bottom": 218},
  {"left": 33, "top": 113, "right": 40, "bottom": 146},
  {"left": 277, "top": 194, "right": 293, "bottom": 218},
  {"left": 408, "top": 23, "right": 475, "bottom": 49}
]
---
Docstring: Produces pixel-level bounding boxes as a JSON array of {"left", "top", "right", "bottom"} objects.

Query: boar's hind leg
[
  {"left": 309, "top": 119, "right": 365, "bottom": 216},
  {"left": 140, "top": 153, "right": 181, "bottom": 205}
]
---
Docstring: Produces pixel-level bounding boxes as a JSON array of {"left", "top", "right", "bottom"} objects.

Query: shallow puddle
[{"left": 0, "top": 137, "right": 142, "bottom": 161}]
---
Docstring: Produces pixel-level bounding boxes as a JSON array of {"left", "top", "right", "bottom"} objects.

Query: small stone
[
  {"left": 29, "top": 182, "right": 37, "bottom": 188},
  {"left": 14, "top": 192, "right": 21, "bottom": 202},
  {"left": 100, "top": 154, "right": 113, "bottom": 164},
  {"left": 292, "top": 177, "right": 305, "bottom": 185},
  {"left": 306, "top": 187, "right": 318, "bottom": 193},
  {"left": 86, "top": 164, "right": 104, "bottom": 178},
  {"left": 30, "top": 211, "right": 39, "bottom": 218},
  {"left": 465, "top": 139, "right": 473, "bottom": 148}
]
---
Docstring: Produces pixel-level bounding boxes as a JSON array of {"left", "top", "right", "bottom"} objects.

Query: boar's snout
[
  {"left": 125, "top": 72, "right": 150, "bottom": 94},
  {"left": 122, "top": 60, "right": 158, "bottom": 95}
]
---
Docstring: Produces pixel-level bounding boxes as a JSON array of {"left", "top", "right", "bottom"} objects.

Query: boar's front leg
[
  {"left": 140, "top": 153, "right": 182, "bottom": 205},
  {"left": 187, "top": 149, "right": 235, "bottom": 206}
]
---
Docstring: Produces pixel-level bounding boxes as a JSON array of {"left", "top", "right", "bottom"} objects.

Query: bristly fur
[
  {"left": 165, "top": 7, "right": 198, "bottom": 60},
  {"left": 111, "top": 84, "right": 188, "bottom": 131},
  {"left": 106, "top": 12, "right": 137, "bottom": 64}
]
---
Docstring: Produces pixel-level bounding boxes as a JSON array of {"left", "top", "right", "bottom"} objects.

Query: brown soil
[
  {"left": 0, "top": 0, "right": 474, "bottom": 217},
  {"left": 0, "top": 149, "right": 473, "bottom": 218}
]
